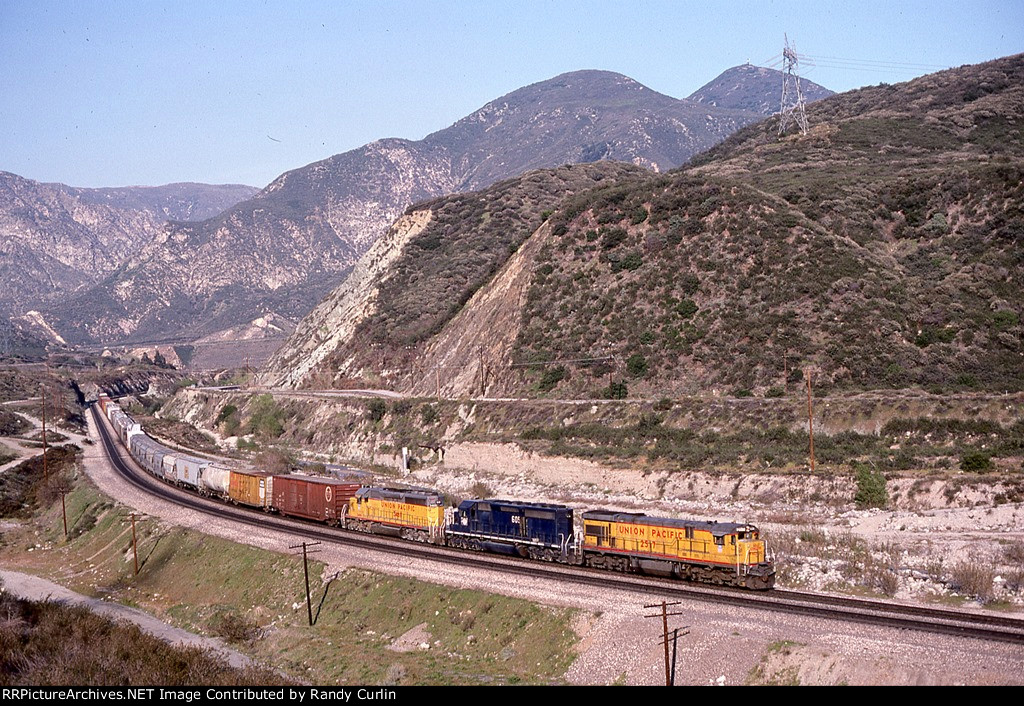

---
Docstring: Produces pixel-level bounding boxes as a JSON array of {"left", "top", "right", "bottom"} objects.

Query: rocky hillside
[
  {"left": 54, "top": 66, "right": 829, "bottom": 345},
  {"left": 0, "top": 172, "right": 257, "bottom": 340},
  {"left": 66, "top": 181, "right": 259, "bottom": 222},
  {"left": 264, "top": 54, "right": 1024, "bottom": 397},
  {"left": 260, "top": 161, "right": 645, "bottom": 388}
]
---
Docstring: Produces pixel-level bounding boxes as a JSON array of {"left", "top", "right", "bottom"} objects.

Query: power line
[{"left": 802, "top": 54, "right": 947, "bottom": 69}]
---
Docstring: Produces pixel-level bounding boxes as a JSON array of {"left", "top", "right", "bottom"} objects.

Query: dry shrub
[
  {"left": 213, "top": 612, "right": 261, "bottom": 644},
  {"left": 0, "top": 593, "right": 286, "bottom": 685},
  {"left": 950, "top": 559, "right": 995, "bottom": 602},
  {"left": 1001, "top": 540, "right": 1024, "bottom": 565},
  {"left": 383, "top": 662, "right": 407, "bottom": 686}
]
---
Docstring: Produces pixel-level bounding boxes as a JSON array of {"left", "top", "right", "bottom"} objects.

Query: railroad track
[{"left": 91, "top": 405, "right": 1024, "bottom": 646}]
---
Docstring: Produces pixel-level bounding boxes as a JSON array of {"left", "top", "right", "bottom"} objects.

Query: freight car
[
  {"left": 345, "top": 486, "right": 447, "bottom": 542},
  {"left": 447, "top": 499, "right": 575, "bottom": 561},
  {"left": 92, "top": 398, "right": 776, "bottom": 590},
  {"left": 228, "top": 469, "right": 273, "bottom": 509},
  {"left": 580, "top": 511, "right": 775, "bottom": 589},
  {"left": 271, "top": 474, "right": 360, "bottom": 524}
]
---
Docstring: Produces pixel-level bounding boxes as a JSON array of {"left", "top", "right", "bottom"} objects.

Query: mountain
[
  {"left": 688, "top": 63, "right": 833, "bottom": 115},
  {"left": 66, "top": 182, "right": 259, "bottom": 222},
  {"left": 262, "top": 54, "right": 1024, "bottom": 397},
  {"left": 51, "top": 66, "right": 828, "bottom": 346},
  {"left": 0, "top": 172, "right": 258, "bottom": 327}
]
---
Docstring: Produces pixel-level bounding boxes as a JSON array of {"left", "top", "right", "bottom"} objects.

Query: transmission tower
[{"left": 778, "top": 34, "right": 809, "bottom": 136}]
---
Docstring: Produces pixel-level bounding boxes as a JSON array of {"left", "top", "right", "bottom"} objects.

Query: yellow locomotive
[
  {"left": 581, "top": 511, "right": 775, "bottom": 589},
  {"left": 345, "top": 486, "right": 447, "bottom": 543}
]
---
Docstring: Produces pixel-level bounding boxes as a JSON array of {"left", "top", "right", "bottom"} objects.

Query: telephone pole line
[{"left": 643, "top": 600, "right": 689, "bottom": 686}]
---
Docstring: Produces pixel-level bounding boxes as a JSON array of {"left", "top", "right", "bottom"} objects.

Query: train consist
[{"left": 97, "top": 394, "right": 776, "bottom": 590}]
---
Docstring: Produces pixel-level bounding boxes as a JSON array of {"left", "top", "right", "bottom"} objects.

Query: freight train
[{"left": 96, "top": 394, "right": 775, "bottom": 590}]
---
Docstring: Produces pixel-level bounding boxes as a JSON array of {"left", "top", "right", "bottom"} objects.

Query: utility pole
[
  {"left": 289, "top": 541, "right": 322, "bottom": 626},
  {"left": 40, "top": 386, "right": 48, "bottom": 483},
  {"left": 643, "top": 600, "right": 688, "bottom": 686},
  {"left": 478, "top": 348, "right": 485, "bottom": 397},
  {"left": 59, "top": 488, "right": 69, "bottom": 537},
  {"left": 121, "top": 512, "right": 140, "bottom": 575},
  {"left": 805, "top": 368, "right": 816, "bottom": 473},
  {"left": 779, "top": 34, "right": 809, "bottom": 136}
]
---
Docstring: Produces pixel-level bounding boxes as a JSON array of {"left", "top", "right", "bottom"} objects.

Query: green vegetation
[
  {"left": 960, "top": 452, "right": 994, "bottom": 473},
  {"left": 353, "top": 162, "right": 641, "bottom": 349},
  {"left": 853, "top": 463, "right": 888, "bottom": 509},
  {"left": 366, "top": 398, "right": 388, "bottom": 423},
  {"left": 246, "top": 394, "right": 286, "bottom": 439}
]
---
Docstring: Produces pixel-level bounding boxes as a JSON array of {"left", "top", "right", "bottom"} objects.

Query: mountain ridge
[
  {"left": 45, "top": 64, "right": 831, "bottom": 347},
  {"left": 261, "top": 53, "right": 1023, "bottom": 397}
]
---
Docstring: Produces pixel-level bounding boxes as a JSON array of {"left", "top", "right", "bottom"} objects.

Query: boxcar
[
  {"left": 270, "top": 474, "right": 360, "bottom": 524},
  {"left": 580, "top": 511, "right": 775, "bottom": 589},
  {"left": 447, "top": 499, "right": 575, "bottom": 561},
  {"left": 346, "top": 486, "right": 447, "bottom": 542},
  {"left": 228, "top": 469, "right": 273, "bottom": 509}
]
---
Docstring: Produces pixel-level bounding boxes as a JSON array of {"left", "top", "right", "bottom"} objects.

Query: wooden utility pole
[
  {"left": 123, "top": 512, "right": 140, "bottom": 575},
  {"left": 805, "top": 369, "right": 816, "bottom": 473},
  {"left": 479, "top": 347, "right": 486, "bottom": 397},
  {"left": 289, "top": 541, "right": 322, "bottom": 626},
  {"left": 643, "top": 600, "right": 687, "bottom": 686},
  {"left": 60, "top": 488, "right": 69, "bottom": 537},
  {"left": 40, "top": 386, "right": 48, "bottom": 482}
]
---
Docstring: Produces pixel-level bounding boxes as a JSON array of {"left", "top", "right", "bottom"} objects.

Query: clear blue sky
[{"left": 2, "top": 0, "right": 1021, "bottom": 188}]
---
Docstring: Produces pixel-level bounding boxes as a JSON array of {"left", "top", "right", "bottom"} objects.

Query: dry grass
[
  {"left": 949, "top": 559, "right": 996, "bottom": 602},
  {"left": 0, "top": 587, "right": 289, "bottom": 686}
]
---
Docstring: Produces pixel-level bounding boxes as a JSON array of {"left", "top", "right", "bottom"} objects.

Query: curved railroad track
[{"left": 91, "top": 405, "right": 1024, "bottom": 646}]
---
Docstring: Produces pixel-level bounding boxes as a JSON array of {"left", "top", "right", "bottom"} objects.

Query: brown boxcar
[
  {"left": 271, "top": 474, "right": 360, "bottom": 524},
  {"left": 229, "top": 469, "right": 273, "bottom": 509}
]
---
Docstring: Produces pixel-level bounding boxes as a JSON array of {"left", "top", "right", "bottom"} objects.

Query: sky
[{"left": 2, "top": 0, "right": 1022, "bottom": 189}]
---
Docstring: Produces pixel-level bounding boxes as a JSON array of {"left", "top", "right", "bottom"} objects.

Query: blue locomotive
[{"left": 446, "top": 498, "right": 576, "bottom": 562}]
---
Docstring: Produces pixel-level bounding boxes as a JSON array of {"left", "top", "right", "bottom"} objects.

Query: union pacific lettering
[{"left": 612, "top": 524, "right": 696, "bottom": 541}]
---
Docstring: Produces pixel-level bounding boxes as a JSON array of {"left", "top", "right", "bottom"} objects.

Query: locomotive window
[
  {"left": 714, "top": 535, "right": 725, "bottom": 546},
  {"left": 584, "top": 524, "right": 607, "bottom": 537},
  {"left": 685, "top": 527, "right": 694, "bottom": 539}
]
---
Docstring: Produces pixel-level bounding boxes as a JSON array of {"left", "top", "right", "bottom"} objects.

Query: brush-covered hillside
[{"left": 264, "top": 54, "right": 1024, "bottom": 398}]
